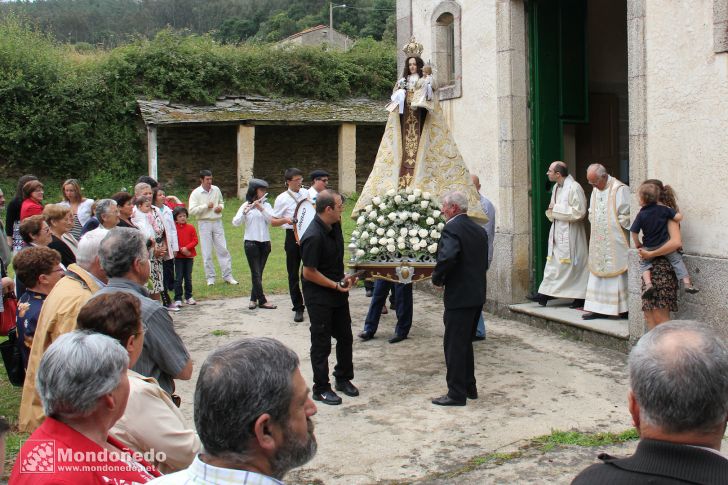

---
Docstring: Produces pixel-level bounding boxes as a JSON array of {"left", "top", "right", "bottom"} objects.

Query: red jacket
[
  {"left": 20, "top": 198, "right": 43, "bottom": 220},
  {"left": 175, "top": 222, "right": 198, "bottom": 258}
]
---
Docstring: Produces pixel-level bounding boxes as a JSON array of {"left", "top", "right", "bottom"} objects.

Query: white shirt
[
  {"left": 188, "top": 185, "right": 224, "bottom": 221},
  {"left": 59, "top": 199, "right": 95, "bottom": 226},
  {"left": 148, "top": 455, "right": 284, "bottom": 485},
  {"left": 307, "top": 187, "right": 321, "bottom": 204},
  {"left": 272, "top": 189, "right": 308, "bottom": 230},
  {"left": 232, "top": 201, "right": 273, "bottom": 242}
]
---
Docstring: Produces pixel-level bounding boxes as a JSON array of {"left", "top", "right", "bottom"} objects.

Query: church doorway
[{"left": 527, "top": 0, "right": 628, "bottom": 290}]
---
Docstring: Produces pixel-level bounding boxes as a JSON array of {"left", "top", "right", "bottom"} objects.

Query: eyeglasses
[{"left": 317, "top": 178, "right": 329, "bottom": 183}]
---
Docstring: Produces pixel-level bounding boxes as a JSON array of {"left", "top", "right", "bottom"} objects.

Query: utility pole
[{"left": 329, "top": 3, "right": 346, "bottom": 45}]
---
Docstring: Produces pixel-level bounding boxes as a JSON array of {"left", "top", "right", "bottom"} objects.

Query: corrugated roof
[{"left": 137, "top": 96, "right": 388, "bottom": 127}]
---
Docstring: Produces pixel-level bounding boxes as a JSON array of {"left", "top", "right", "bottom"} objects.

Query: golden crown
[{"left": 402, "top": 36, "right": 424, "bottom": 58}]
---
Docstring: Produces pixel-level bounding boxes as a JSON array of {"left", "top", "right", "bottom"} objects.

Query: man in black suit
[
  {"left": 573, "top": 320, "right": 728, "bottom": 484},
  {"left": 431, "top": 191, "right": 488, "bottom": 406}
]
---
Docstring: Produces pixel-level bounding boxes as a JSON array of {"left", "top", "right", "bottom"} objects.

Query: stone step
[{"left": 507, "top": 299, "right": 630, "bottom": 353}]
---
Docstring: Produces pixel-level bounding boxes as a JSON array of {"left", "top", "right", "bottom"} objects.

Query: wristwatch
[{"left": 337, "top": 279, "right": 347, "bottom": 288}]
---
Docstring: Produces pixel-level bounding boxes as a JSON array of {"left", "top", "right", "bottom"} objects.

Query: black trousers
[
  {"left": 244, "top": 240, "right": 271, "bottom": 304},
  {"left": 443, "top": 306, "right": 482, "bottom": 401},
  {"left": 174, "top": 258, "right": 194, "bottom": 301},
  {"left": 163, "top": 258, "right": 175, "bottom": 292},
  {"left": 285, "top": 229, "right": 305, "bottom": 311},
  {"left": 307, "top": 303, "right": 353, "bottom": 394}
]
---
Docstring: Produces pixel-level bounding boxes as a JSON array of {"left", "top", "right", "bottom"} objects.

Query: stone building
[
  {"left": 137, "top": 96, "right": 386, "bottom": 197},
  {"left": 397, "top": 0, "right": 728, "bottom": 347},
  {"left": 278, "top": 25, "right": 353, "bottom": 51}
]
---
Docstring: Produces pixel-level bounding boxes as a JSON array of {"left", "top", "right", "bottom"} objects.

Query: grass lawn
[{"left": 0, "top": 195, "right": 359, "bottom": 478}]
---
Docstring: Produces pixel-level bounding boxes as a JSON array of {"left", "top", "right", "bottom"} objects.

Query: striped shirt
[{"left": 149, "top": 455, "right": 285, "bottom": 485}]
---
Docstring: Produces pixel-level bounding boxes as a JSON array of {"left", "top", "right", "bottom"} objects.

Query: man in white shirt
[
  {"left": 307, "top": 169, "right": 329, "bottom": 204},
  {"left": 272, "top": 168, "right": 308, "bottom": 322},
  {"left": 187, "top": 170, "right": 238, "bottom": 286}
]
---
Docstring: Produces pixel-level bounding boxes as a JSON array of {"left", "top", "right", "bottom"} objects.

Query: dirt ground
[{"left": 170, "top": 288, "right": 635, "bottom": 484}]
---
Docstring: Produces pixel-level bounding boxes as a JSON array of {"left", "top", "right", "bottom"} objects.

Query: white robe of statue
[{"left": 538, "top": 175, "right": 589, "bottom": 299}]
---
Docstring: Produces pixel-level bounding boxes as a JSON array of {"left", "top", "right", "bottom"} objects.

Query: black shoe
[
  {"left": 365, "top": 288, "right": 373, "bottom": 297},
  {"left": 313, "top": 390, "right": 342, "bottom": 405},
  {"left": 685, "top": 286, "right": 700, "bottom": 294},
  {"left": 472, "top": 335, "right": 486, "bottom": 342},
  {"left": 388, "top": 335, "right": 407, "bottom": 344},
  {"left": 467, "top": 386, "right": 478, "bottom": 400},
  {"left": 334, "top": 380, "right": 359, "bottom": 397},
  {"left": 527, "top": 293, "right": 553, "bottom": 306},
  {"left": 525, "top": 292, "right": 541, "bottom": 302},
  {"left": 582, "top": 312, "right": 607, "bottom": 320},
  {"left": 294, "top": 310, "right": 304, "bottom": 323},
  {"left": 569, "top": 299, "right": 585, "bottom": 309},
  {"left": 431, "top": 394, "right": 466, "bottom": 406},
  {"left": 358, "top": 331, "right": 374, "bottom": 341}
]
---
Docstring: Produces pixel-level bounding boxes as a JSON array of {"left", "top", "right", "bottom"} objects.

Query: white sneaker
[
  {"left": 174, "top": 300, "right": 183, "bottom": 307},
  {"left": 224, "top": 277, "right": 239, "bottom": 285},
  {"left": 207, "top": 279, "right": 215, "bottom": 286},
  {"left": 165, "top": 304, "right": 180, "bottom": 312},
  {"left": 186, "top": 298, "right": 197, "bottom": 305}
]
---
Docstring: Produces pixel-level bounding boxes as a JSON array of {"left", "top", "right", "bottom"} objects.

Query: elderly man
[
  {"left": 301, "top": 190, "right": 359, "bottom": 405},
  {"left": 95, "top": 227, "right": 192, "bottom": 397},
  {"left": 150, "top": 337, "right": 317, "bottom": 484},
  {"left": 582, "top": 163, "right": 630, "bottom": 320},
  {"left": 188, "top": 170, "right": 238, "bottom": 286},
  {"left": 573, "top": 320, "right": 728, "bottom": 483},
  {"left": 528, "top": 161, "right": 589, "bottom": 308},
  {"left": 18, "top": 229, "right": 108, "bottom": 432},
  {"left": 10, "top": 332, "right": 160, "bottom": 483},
  {"left": 431, "top": 191, "right": 489, "bottom": 406}
]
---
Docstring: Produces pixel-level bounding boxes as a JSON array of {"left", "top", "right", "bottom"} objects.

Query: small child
[
  {"left": 131, "top": 196, "right": 157, "bottom": 242},
  {"left": 173, "top": 206, "right": 198, "bottom": 306},
  {"left": 630, "top": 182, "right": 698, "bottom": 297}
]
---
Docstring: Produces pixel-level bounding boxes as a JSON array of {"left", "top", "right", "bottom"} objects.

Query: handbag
[
  {"left": 1, "top": 291, "right": 18, "bottom": 335},
  {"left": 0, "top": 328, "right": 25, "bottom": 386}
]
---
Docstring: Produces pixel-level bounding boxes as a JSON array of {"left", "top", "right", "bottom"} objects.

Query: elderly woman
[
  {"left": 112, "top": 191, "right": 137, "bottom": 228},
  {"left": 9, "top": 331, "right": 160, "bottom": 483},
  {"left": 153, "top": 187, "right": 179, "bottom": 310},
  {"left": 19, "top": 215, "right": 52, "bottom": 248},
  {"left": 233, "top": 178, "right": 276, "bottom": 310},
  {"left": 77, "top": 292, "right": 200, "bottom": 473},
  {"left": 5, "top": 174, "right": 37, "bottom": 253},
  {"left": 83, "top": 199, "right": 119, "bottom": 240},
  {"left": 58, "top": 179, "right": 94, "bottom": 240},
  {"left": 134, "top": 183, "right": 173, "bottom": 308},
  {"left": 44, "top": 204, "right": 78, "bottom": 267},
  {"left": 19, "top": 180, "right": 44, "bottom": 221}
]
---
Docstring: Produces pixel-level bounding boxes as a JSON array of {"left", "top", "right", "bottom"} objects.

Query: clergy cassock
[
  {"left": 584, "top": 176, "right": 631, "bottom": 315},
  {"left": 538, "top": 175, "right": 589, "bottom": 299}
]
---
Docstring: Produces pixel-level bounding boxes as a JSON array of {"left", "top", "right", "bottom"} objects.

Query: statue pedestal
[{"left": 349, "top": 262, "right": 434, "bottom": 284}]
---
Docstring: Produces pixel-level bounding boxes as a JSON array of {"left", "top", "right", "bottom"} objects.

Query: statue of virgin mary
[{"left": 353, "top": 37, "right": 487, "bottom": 223}]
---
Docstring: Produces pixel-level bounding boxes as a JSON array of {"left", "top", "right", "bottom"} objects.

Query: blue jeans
[
  {"left": 476, "top": 312, "right": 487, "bottom": 338},
  {"left": 174, "top": 258, "right": 194, "bottom": 301},
  {"left": 363, "top": 280, "right": 412, "bottom": 337}
]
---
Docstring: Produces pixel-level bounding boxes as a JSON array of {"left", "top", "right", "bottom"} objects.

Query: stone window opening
[{"left": 431, "top": 1, "right": 462, "bottom": 100}]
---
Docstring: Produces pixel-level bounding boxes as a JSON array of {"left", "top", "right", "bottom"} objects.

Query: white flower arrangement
[{"left": 351, "top": 189, "right": 446, "bottom": 262}]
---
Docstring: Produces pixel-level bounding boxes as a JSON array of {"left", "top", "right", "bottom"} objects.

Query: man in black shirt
[{"left": 300, "top": 190, "right": 359, "bottom": 405}]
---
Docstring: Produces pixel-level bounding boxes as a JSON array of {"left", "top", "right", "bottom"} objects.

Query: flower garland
[{"left": 351, "top": 187, "right": 445, "bottom": 263}]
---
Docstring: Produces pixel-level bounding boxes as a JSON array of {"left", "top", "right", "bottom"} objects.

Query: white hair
[
  {"left": 76, "top": 227, "right": 107, "bottom": 266},
  {"left": 441, "top": 190, "right": 468, "bottom": 213}
]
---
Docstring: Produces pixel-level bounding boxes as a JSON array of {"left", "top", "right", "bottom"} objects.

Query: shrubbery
[{"left": 0, "top": 17, "right": 396, "bottom": 182}]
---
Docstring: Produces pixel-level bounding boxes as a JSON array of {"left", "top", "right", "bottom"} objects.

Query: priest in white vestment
[
  {"left": 583, "top": 163, "right": 631, "bottom": 320},
  {"left": 530, "top": 162, "right": 589, "bottom": 308}
]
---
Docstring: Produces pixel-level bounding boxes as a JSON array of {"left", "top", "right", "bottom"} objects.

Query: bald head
[
  {"left": 586, "top": 163, "right": 609, "bottom": 190},
  {"left": 547, "top": 161, "right": 568, "bottom": 183}
]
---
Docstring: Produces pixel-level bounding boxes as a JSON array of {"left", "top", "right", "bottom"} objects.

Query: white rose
[
  {"left": 361, "top": 231, "right": 369, "bottom": 239},
  {"left": 394, "top": 195, "right": 402, "bottom": 204},
  {"left": 386, "top": 228, "right": 396, "bottom": 238},
  {"left": 397, "top": 236, "right": 405, "bottom": 244},
  {"left": 379, "top": 203, "right": 387, "bottom": 210},
  {"left": 423, "top": 192, "right": 431, "bottom": 200},
  {"left": 413, "top": 188, "right": 422, "bottom": 197},
  {"left": 426, "top": 217, "right": 435, "bottom": 225},
  {"left": 388, "top": 238, "right": 396, "bottom": 245},
  {"left": 420, "top": 200, "right": 430, "bottom": 209},
  {"left": 397, "top": 242, "right": 406, "bottom": 250},
  {"left": 433, "top": 210, "right": 441, "bottom": 218},
  {"left": 387, "top": 244, "right": 396, "bottom": 253},
  {"left": 379, "top": 237, "right": 388, "bottom": 246},
  {"left": 418, "top": 228, "right": 428, "bottom": 238},
  {"left": 357, "top": 216, "right": 365, "bottom": 225},
  {"left": 437, "top": 222, "right": 445, "bottom": 230},
  {"left": 410, "top": 237, "right": 420, "bottom": 245},
  {"left": 388, "top": 212, "right": 397, "bottom": 221},
  {"left": 372, "top": 196, "right": 381, "bottom": 205},
  {"left": 428, "top": 243, "right": 438, "bottom": 254},
  {"left": 407, "top": 194, "right": 416, "bottom": 203},
  {"left": 400, "top": 227, "right": 408, "bottom": 236},
  {"left": 409, "top": 228, "right": 418, "bottom": 237},
  {"left": 370, "top": 237, "right": 378, "bottom": 245},
  {"left": 401, "top": 211, "right": 410, "bottom": 221},
  {"left": 386, "top": 189, "right": 396, "bottom": 197},
  {"left": 365, "top": 205, "right": 373, "bottom": 212},
  {"left": 376, "top": 228, "right": 385, "bottom": 236},
  {"left": 430, "top": 230, "right": 439, "bottom": 238},
  {"left": 406, "top": 186, "right": 413, "bottom": 194},
  {"left": 368, "top": 211, "right": 378, "bottom": 220},
  {"left": 411, "top": 213, "right": 420, "bottom": 221},
  {"left": 351, "top": 230, "right": 360, "bottom": 238},
  {"left": 371, "top": 247, "right": 380, "bottom": 254},
  {"left": 376, "top": 216, "right": 384, "bottom": 225}
]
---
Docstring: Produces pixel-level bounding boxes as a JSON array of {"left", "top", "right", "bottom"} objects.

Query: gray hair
[
  {"left": 194, "top": 337, "right": 300, "bottom": 459},
  {"left": 95, "top": 199, "right": 117, "bottom": 221},
  {"left": 629, "top": 320, "right": 728, "bottom": 434},
  {"left": 134, "top": 182, "right": 151, "bottom": 196},
  {"left": 76, "top": 225, "right": 107, "bottom": 266},
  {"left": 587, "top": 163, "right": 608, "bottom": 179},
  {"left": 37, "top": 331, "right": 129, "bottom": 419},
  {"left": 99, "top": 227, "right": 148, "bottom": 278},
  {"left": 441, "top": 190, "right": 468, "bottom": 213}
]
